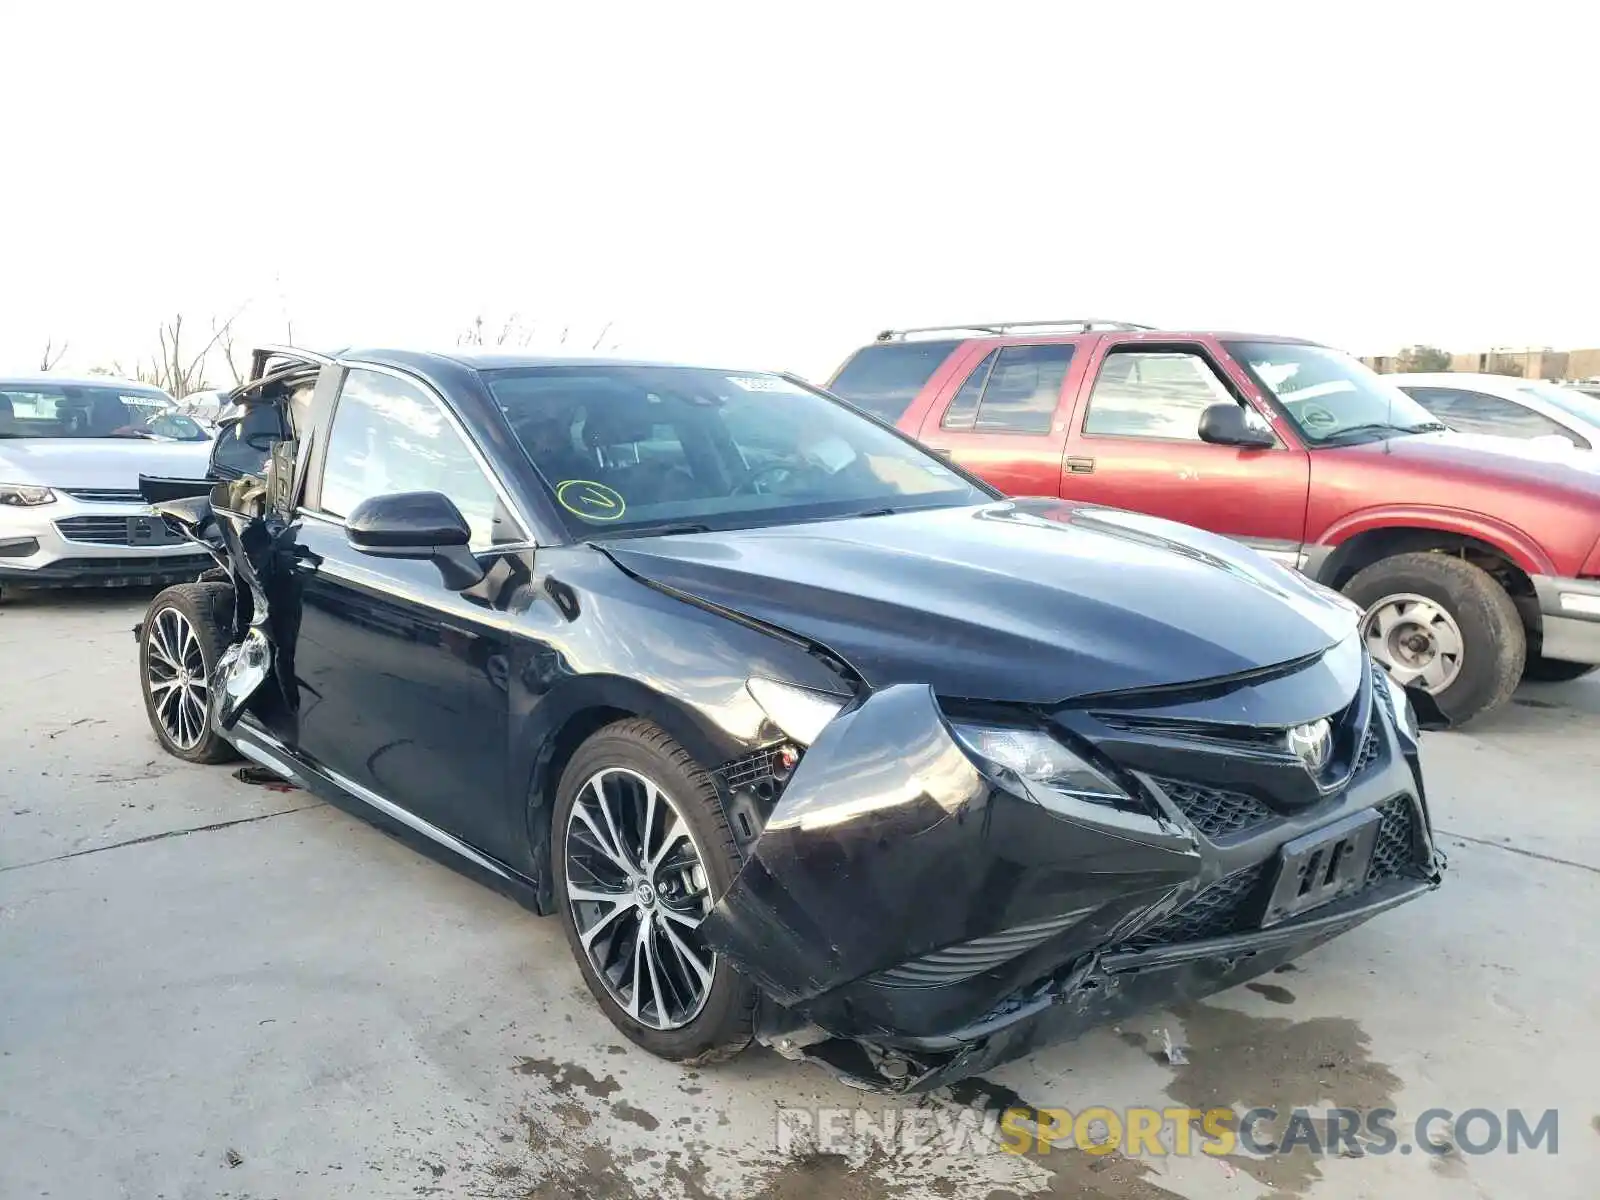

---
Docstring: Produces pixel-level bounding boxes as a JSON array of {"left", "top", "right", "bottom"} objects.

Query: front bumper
[
  {"left": 0, "top": 493, "right": 211, "bottom": 589},
  {"left": 703, "top": 651, "right": 1442, "bottom": 1093},
  {"left": 1532, "top": 574, "right": 1600, "bottom": 665}
]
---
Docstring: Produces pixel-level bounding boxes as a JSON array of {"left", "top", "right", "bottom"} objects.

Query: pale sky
[{"left": 3, "top": 2, "right": 1596, "bottom": 385}]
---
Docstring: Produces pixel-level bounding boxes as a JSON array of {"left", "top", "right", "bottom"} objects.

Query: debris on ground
[
  {"left": 1159, "top": 1027, "right": 1188, "bottom": 1065},
  {"left": 223, "top": 1148, "right": 243, "bottom": 1168},
  {"left": 234, "top": 765, "right": 298, "bottom": 792}
]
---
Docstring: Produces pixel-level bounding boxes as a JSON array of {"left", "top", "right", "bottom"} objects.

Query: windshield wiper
[
  {"left": 1321, "top": 421, "right": 1441, "bottom": 444},
  {"left": 107, "top": 430, "right": 159, "bottom": 440},
  {"left": 598, "top": 522, "right": 714, "bottom": 538}
]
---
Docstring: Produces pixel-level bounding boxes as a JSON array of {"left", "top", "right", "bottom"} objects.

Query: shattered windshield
[
  {"left": 483, "top": 364, "right": 989, "bottom": 537},
  {"left": 1226, "top": 342, "right": 1446, "bottom": 446},
  {"left": 0, "top": 383, "right": 209, "bottom": 441}
]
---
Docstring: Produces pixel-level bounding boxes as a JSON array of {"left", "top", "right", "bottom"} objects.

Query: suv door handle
[
  {"left": 926, "top": 447, "right": 954, "bottom": 460},
  {"left": 1066, "top": 456, "right": 1096, "bottom": 474}
]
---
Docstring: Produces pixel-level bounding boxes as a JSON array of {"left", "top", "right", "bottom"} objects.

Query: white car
[
  {"left": 1394, "top": 373, "right": 1600, "bottom": 451},
  {"left": 0, "top": 375, "right": 216, "bottom": 599}
]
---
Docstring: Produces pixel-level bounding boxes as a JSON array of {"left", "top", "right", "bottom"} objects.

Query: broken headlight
[
  {"left": 0, "top": 484, "right": 56, "bottom": 507},
  {"left": 951, "top": 723, "right": 1132, "bottom": 810}
]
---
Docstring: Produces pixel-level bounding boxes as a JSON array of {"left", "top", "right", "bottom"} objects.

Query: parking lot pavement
[{"left": 2, "top": 591, "right": 1598, "bottom": 1199}]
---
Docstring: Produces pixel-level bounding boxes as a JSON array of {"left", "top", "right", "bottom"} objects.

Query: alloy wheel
[
  {"left": 146, "top": 607, "right": 209, "bottom": 749},
  {"left": 1362, "top": 592, "right": 1464, "bottom": 694},
  {"left": 563, "top": 767, "right": 717, "bottom": 1030}
]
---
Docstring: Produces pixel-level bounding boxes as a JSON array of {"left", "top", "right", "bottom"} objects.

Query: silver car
[{"left": 0, "top": 375, "right": 216, "bottom": 598}]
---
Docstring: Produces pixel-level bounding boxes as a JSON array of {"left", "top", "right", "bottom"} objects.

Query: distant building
[{"left": 1364, "top": 345, "right": 1600, "bottom": 382}]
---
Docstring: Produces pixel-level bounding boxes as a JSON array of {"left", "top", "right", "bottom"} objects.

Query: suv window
[
  {"left": 1083, "top": 350, "right": 1236, "bottom": 440},
  {"left": 318, "top": 367, "right": 523, "bottom": 549},
  {"left": 829, "top": 340, "right": 963, "bottom": 423},
  {"left": 943, "top": 344, "right": 1074, "bottom": 434},
  {"left": 1403, "top": 386, "right": 1580, "bottom": 443}
]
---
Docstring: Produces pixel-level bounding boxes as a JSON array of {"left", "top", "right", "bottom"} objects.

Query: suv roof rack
[{"left": 874, "top": 319, "right": 1155, "bottom": 342}]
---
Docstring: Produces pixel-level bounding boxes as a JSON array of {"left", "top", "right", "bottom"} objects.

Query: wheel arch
[{"left": 517, "top": 674, "right": 750, "bottom": 914}]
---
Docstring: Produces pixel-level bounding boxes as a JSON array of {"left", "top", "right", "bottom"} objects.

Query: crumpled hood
[
  {"left": 601, "top": 498, "right": 1359, "bottom": 704},
  {"left": 0, "top": 439, "right": 213, "bottom": 489}
]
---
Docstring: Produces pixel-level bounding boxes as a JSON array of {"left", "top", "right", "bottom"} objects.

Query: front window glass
[
  {"left": 1083, "top": 350, "right": 1238, "bottom": 441},
  {"left": 483, "top": 365, "right": 989, "bottom": 538},
  {"left": 319, "top": 368, "right": 524, "bottom": 549},
  {"left": 1519, "top": 382, "right": 1600, "bottom": 427},
  {"left": 0, "top": 383, "right": 195, "bottom": 440},
  {"left": 1226, "top": 342, "right": 1444, "bottom": 445}
]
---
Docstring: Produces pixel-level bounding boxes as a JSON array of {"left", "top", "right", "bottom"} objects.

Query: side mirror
[
  {"left": 345, "top": 491, "right": 486, "bottom": 591},
  {"left": 1199, "top": 402, "right": 1276, "bottom": 449}
]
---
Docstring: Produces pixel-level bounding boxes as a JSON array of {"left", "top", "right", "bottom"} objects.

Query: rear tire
[
  {"left": 1344, "top": 553, "right": 1524, "bottom": 726},
  {"left": 139, "top": 582, "right": 240, "bottom": 764},
  {"left": 551, "top": 719, "right": 756, "bottom": 1065},
  {"left": 1521, "top": 655, "right": 1597, "bottom": 684}
]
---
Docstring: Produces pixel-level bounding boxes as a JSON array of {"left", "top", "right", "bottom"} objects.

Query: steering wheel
[{"left": 732, "top": 462, "right": 797, "bottom": 495}]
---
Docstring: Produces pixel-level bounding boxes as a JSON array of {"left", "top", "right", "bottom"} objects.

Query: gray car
[{"left": 0, "top": 375, "right": 216, "bottom": 599}]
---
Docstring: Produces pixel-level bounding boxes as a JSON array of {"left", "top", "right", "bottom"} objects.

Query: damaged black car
[{"left": 134, "top": 345, "right": 1444, "bottom": 1093}]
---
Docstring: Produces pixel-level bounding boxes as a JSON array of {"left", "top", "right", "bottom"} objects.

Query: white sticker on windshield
[
  {"left": 727, "top": 375, "right": 804, "bottom": 393},
  {"left": 805, "top": 435, "right": 858, "bottom": 474}
]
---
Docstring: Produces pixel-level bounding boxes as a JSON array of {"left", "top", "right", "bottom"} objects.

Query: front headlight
[
  {"left": 951, "top": 723, "right": 1131, "bottom": 809},
  {"left": 0, "top": 484, "right": 56, "bottom": 507},
  {"left": 1378, "top": 667, "right": 1421, "bottom": 738}
]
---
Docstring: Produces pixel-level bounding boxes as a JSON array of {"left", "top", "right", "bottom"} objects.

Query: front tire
[
  {"left": 139, "top": 582, "right": 240, "bottom": 764},
  {"left": 551, "top": 719, "right": 756, "bottom": 1064},
  {"left": 1522, "top": 655, "right": 1597, "bottom": 684},
  {"left": 1345, "top": 553, "right": 1525, "bottom": 726}
]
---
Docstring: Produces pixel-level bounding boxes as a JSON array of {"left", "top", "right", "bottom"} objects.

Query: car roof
[
  {"left": 0, "top": 373, "right": 172, "bottom": 393},
  {"left": 337, "top": 347, "right": 777, "bottom": 376}
]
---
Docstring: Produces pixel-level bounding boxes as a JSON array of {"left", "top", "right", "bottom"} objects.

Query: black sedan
[{"left": 135, "top": 346, "right": 1444, "bottom": 1092}]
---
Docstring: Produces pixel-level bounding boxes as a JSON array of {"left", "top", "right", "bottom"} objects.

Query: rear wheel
[
  {"left": 1521, "top": 655, "right": 1597, "bottom": 684},
  {"left": 1344, "top": 553, "right": 1524, "bottom": 725},
  {"left": 139, "top": 582, "right": 240, "bottom": 764},
  {"left": 551, "top": 719, "right": 755, "bottom": 1064}
]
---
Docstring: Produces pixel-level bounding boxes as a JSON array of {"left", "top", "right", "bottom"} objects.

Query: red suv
[{"left": 827, "top": 319, "right": 1600, "bottom": 725}]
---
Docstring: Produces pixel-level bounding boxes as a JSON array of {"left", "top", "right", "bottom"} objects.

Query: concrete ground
[{"left": 2, "top": 589, "right": 1597, "bottom": 1200}]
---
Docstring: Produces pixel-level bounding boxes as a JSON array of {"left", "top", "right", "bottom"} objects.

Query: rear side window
[
  {"left": 942, "top": 344, "right": 1075, "bottom": 434},
  {"left": 828, "top": 340, "right": 963, "bottom": 423}
]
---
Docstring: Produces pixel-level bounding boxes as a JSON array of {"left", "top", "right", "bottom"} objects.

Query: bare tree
[
  {"left": 38, "top": 338, "right": 68, "bottom": 371},
  {"left": 215, "top": 317, "right": 245, "bottom": 387},
  {"left": 110, "top": 312, "right": 242, "bottom": 398},
  {"left": 458, "top": 312, "right": 536, "bottom": 348}
]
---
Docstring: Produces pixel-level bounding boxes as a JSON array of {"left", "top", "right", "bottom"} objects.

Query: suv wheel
[
  {"left": 550, "top": 719, "right": 756, "bottom": 1064},
  {"left": 139, "top": 582, "right": 241, "bottom": 764},
  {"left": 1521, "top": 655, "right": 1597, "bottom": 684},
  {"left": 1344, "top": 553, "right": 1525, "bottom": 725}
]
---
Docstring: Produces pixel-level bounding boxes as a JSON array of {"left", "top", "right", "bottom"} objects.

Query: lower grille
[
  {"left": 1121, "top": 862, "right": 1269, "bottom": 951},
  {"left": 54, "top": 515, "right": 135, "bottom": 545},
  {"left": 877, "top": 909, "right": 1092, "bottom": 988},
  {"left": 1367, "top": 795, "right": 1423, "bottom": 882},
  {"left": 1154, "top": 778, "right": 1274, "bottom": 839}
]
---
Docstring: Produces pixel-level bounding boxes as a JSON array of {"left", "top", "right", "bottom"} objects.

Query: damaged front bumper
[{"left": 700, "top": 665, "right": 1443, "bottom": 1094}]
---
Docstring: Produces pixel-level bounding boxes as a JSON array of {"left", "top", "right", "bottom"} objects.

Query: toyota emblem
[{"left": 1285, "top": 718, "right": 1333, "bottom": 773}]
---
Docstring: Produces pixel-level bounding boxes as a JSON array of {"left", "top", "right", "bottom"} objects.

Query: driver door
[
  {"left": 287, "top": 365, "right": 529, "bottom": 862},
  {"left": 1059, "top": 338, "right": 1312, "bottom": 563}
]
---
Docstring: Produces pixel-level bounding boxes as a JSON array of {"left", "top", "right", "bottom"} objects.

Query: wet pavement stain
[
  {"left": 511, "top": 1055, "right": 623, "bottom": 1099},
  {"left": 612, "top": 1100, "right": 661, "bottom": 1131},
  {"left": 1246, "top": 982, "right": 1297, "bottom": 1004},
  {"left": 1157, "top": 999, "right": 1403, "bottom": 1196}
]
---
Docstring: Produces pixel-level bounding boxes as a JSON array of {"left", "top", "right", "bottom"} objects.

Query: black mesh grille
[
  {"left": 1352, "top": 721, "right": 1382, "bottom": 776},
  {"left": 1367, "top": 796, "right": 1422, "bottom": 882},
  {"left": 1153, "top": 778, "right": 1275, "bottom": 839},
  {"left": 54, "top": 515, "right": 135, "bottom": 545},
  {"left": 1120, "top": 862, "right": 1269, "bottom": 951}
]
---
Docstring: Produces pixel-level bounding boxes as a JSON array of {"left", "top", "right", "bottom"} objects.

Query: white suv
[{"left": 0, "top": 376, "right": 216, "bottom": 599}]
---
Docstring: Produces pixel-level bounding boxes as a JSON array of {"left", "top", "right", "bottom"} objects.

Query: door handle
[
  {"left": 1066, "top": 456, "right": 1096, "bottom": 474},
  {"left": 926, "top": 447, "right": 954, "bottom": 460}
]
